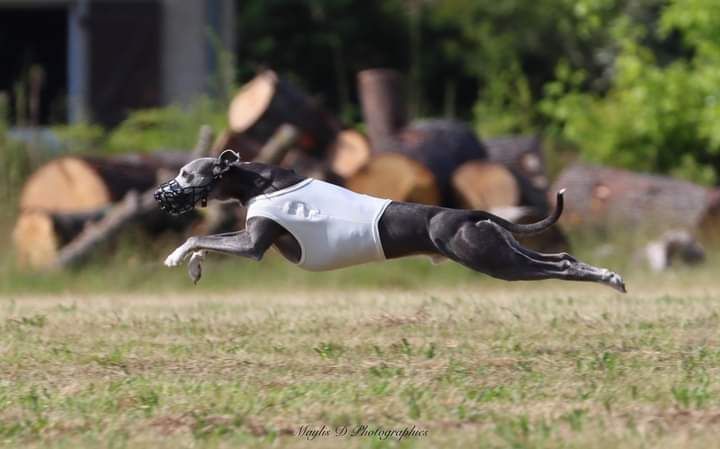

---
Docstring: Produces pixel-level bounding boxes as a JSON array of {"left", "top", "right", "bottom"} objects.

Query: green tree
[
  {"left": 542, "top": 0, "right": 720, "bottom": 184},
  {"left": 235, "top": 0, "right": 409, "bottom": 123},
  {"left": 426, "top": 0, "right": 660, "bottom": 135}
]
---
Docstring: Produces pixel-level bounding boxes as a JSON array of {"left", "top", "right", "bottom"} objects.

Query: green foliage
[
  {"left": 52, "top": 122, "right": 104, "bottom": 153},
  {"left": 236, "top": 0, "right": 409, "bottom": 123},
  {"left": 233, "top": 0, "right": 637, "bottom": 130},
  {"left": 46, "top": 98, "right": 227, "bottom": 156},
  {"left": 427, "top": 0, "right": 632, "bottom": 134},
  {"left": 542, "top": 0, "right": 720, "bottom": 184},
  {"left": 472, "top": 64, "right": 535, "bottom": 136},
  {"left": 105, "top": 98, "right": 227, "bottom": 154},
  {"left": 0, "top": 93, "right": 31, "bottom": 206}
]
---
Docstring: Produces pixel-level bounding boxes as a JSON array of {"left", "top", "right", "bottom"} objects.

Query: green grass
[
  {"left": 3, "top": 205, "right": 720, "bottom": 447},
  {"left": 1, "top": 280, "right": 720, "bottom": 448},
  {"left": 4, "top": 193, "right": 720, "bottom": 296},
  {"left": 1, "top": 216, "right": 719, "bottom": 296},
  {"left": 0, "top": 250, "right": 492, "bottom": 295},
  {"left": 0, "top": 246, "right": 717, "bottom": 295}
]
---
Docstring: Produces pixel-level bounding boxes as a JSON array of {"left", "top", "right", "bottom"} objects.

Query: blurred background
[{"left": 1, "top": 0, "right": 719, "bottom": 294}]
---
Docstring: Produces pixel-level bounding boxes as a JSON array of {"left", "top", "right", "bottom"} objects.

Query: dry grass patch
[{"left": 0, "top": 282, "right": 719, "bottom": 448}]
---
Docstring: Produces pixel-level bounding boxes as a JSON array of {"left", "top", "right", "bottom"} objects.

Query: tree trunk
[
  {"left": 489, "top": 207, "right": 570, "bottom": 253},
  {"left": 452, "top": 161, "right": 520, "bottom": 210},
  {"left": 254, "top": 124, "right": 300, "bottom": 165},
  {"left": 327, "top": 129, "right": 372, "bottom": 179},
  {"left": 357, "top": 69, "right": 407, "bottom": 152},
  {"left": 12, "top": 206, "right": 118, "bottom": 268},
  {"left": 13, "top": 152, "right": 195, "bottom": 268},
  {"left": 52, "top": 190, "right": 157, "bottom": 269},
  {"left": 483, "top": 135, "right": 550, "bottom": 213},
  {"left": 12, "top": 211, "right": 62, "bottom": 269},
  {"left": 450, "top": 161, "right": 569, "bottom": 253},
  {"left": 484, "top": 135, "right": 548, "bottom": 190},
  {"left": 698, "top": 188, "right": 720, "bottom": 243},
  {"left": 346, "top": 153, "right": 440, "bottom": 204},
  {"left": 395, "top": 120, "right": 487, "bottom": 206},
  {"left": 343, "top": 119, "right": 488, "bottom": 207},
  {"left": 552, "top": 164, "right": 720, "bottom": 238},
  {"left": 358, "top": 69, "right": 488, "bottom": 206},
  {"left": 229, "top": 70, "right": 340, "bottom": 154},
  {"left": 18, "top": 155, "right": 180, "bottom": 213},
  {"left": 210, "top": 129, "right": 263, "bottom": 160}
]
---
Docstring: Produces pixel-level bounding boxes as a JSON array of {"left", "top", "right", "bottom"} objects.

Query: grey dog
[{"left": 156, "top": 150, "right": 626, "bottom": 292}]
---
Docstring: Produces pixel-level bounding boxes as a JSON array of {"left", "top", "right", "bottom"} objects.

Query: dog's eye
[{"left": 182, "top": 171, "right": 195, "bottom": 182}]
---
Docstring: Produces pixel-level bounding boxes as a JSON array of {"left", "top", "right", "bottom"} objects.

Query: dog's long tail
[{"left": 474, "top": 189, "right": 565, "bottom": 235}]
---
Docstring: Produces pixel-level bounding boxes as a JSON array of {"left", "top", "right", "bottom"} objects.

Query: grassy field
[{"left": 1, "top": 270, "right": 720, "bottom": 448}]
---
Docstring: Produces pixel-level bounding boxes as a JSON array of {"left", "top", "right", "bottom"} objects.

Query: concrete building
[{"left": 0, "top": 0, "right": 236, "bottom": 126}]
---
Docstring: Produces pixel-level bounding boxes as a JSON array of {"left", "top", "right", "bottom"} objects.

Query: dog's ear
[
  {"left": 219, "top": 149, "right": 240, "bottom": 166},
  {"left": 214, "top": 149, "right": 241, "bottom": 176}
]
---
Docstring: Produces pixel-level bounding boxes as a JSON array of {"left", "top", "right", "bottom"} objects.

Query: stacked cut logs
[
  {"left": 482, "top": 135, "right": 550, "bottom": 212},
  {"left": 228, "top": 70, "right": 340, "bottom": 154},
  {"left": 219, "top": 69, "right": 365, "bottom": 182},
  {"left": 349, "top": 68, "right": 566, "bottom": 250},
  {"left": 451, "top": 162, "right": 519, "bottom": 210},
  {"left": 352, "top": 69, "right": 553, "bottom": 212},
  {"left": 13, "top": 67, "right": 570, "bottom": 269},
  {"left": 12, "top": 122, "right": 307, "bottom": 269},
  {"left": 354, "top": 69, "right": 485, "bottom": 206},
  {"left": 12, "top": 153, "right": 196, "bottom": 268},
  {"left": 346, "top": 153, "right": 441, "bottom": 205}
]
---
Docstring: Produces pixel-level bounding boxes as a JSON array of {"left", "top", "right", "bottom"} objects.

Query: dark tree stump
[{"left": 229, "top": 70, "right": 340, "bottom": 154}]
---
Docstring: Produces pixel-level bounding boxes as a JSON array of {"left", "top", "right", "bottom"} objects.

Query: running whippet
[{"left": 156, "top": 150, "right": 626, "bottom": 292}]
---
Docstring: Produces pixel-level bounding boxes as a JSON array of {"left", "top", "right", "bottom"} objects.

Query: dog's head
[{"left": 154, "top": 150, "right": 240, "bottom": 215}]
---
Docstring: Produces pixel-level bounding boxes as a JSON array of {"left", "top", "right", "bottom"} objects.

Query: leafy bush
[
  {"left": 49, "top": 98, "right": 227, "bottom": 155},
  {"left": 105, "top": 97, "right": 227, "bottom": 153},
  {"left": 541, "top": 0, "right": 720, "bottom": 185},
  {"left": 472, "top": 63, "right": 535, "bottom": 136},
  {"left": 428, "top": 0, "right": 640, "bottom": 134},
  {"left": 52, "top": 122, "right": 104, "bottom": 154}
]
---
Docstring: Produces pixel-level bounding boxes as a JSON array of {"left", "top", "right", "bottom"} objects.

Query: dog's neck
[{"left": 215, "top": 162, "right": 306, "bottom": 205}]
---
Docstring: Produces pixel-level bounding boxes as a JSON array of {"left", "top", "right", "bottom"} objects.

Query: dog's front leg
[
  {"left": 165, "top": 236, "right": 205, "bottom": 267},
  {"left": 164, "top": 231, "right": 265, "bottom": 267},
  {"left": 164, "top": 217, "right": 281, "bottom": 278}
]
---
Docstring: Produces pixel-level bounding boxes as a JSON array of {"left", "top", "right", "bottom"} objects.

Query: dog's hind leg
[
  {"left": 429, "top": 215, "right": 626, "bottom": 292},
  {"left": 510, "top": 243, "right": 579, "bottom": 264}
]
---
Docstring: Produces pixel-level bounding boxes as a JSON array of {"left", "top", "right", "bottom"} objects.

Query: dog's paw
[
  {"left": 187, "top": 251, "right": 205, "bottom": 284},
  {"left": 604, "top": 270, "right": 627, "bottom": 293},
  {"left": 164, "top": 247, "right": 188, "bottom": 267},
  {"left": 164, "top": 254, "right": 182, "bottom": 267}
]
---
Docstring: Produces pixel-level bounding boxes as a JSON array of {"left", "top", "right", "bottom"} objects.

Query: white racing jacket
[{"left": 245, "top": 178, "right": 392, "bottom": 271}]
